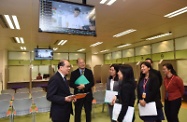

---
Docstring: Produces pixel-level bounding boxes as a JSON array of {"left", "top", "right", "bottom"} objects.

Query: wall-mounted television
[
  {"left": 39, "top": 0, "right": 96, "bottom": 36},
  {"left": 34, "top": 48, "right": 53, "bottom": 60}
]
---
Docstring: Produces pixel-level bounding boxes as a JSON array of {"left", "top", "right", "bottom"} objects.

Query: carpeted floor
[{"left": 0, "top": 102, "right": 187, "bottom": 122}]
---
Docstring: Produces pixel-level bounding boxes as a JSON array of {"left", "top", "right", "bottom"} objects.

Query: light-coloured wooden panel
[
  {"left": 112, "top": 51, "right": 121, "bottom": 59},
  {"left": 8, "top": 52, "right": 30, "bottom": 60},
  {"left": 175, "top": 37, "right": 187, "bottom": 50},
  {"left": 176, "top": 50, "right": 187, "bottom": 59},
  {"left": 9, "top": 66, "right": 30, "bottom": 82},
  {"left": 122, "top": 49, "right": 134, "bottom": 58},
  {"left": 104, "top": 53, "right": 112, "bottom": 60},
  {"left": 53, "top": 53, "right": 68, "bottom": 60},
  {"left": 177, "top": 60, "right": 187, "bottom": 85},
  {"left": 152, "top": 52, "right": 174, "bottom": 61},
  {"left": 69, "top": 53, "right": 85, "bottom": 60},
  {"left": 152, "top": 40, "right": 173, "bottom": 53},
  {"left": 135, "top": 45, "right": 151, "bottom": 56}
]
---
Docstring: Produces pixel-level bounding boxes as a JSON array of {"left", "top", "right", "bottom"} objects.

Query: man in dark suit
[
  {"left": 145, "top": 58, "right": 162, "bottom": 87},
  {"left": 70, "top": 58, "right": 94, "bottom": 122},
  {"left": 47, "top": 60, "right": 76, "bottom": 122}
]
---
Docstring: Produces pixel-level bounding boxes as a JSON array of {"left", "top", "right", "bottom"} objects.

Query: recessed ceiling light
[
  {"left": 100, "top": 0, "right": 108, "bottom": 4},
  {"left": 4, "top": 15, "right": 14, "bottom": 29},
  {"left": 77, "top": 48, "right": 86, "bottom": 52},
  {"left": 113, "top": 29, "right": 137, "bottom": 38},
  {"left": 100, "top": 49, "right": 109, "bottom": 53},
  {"left": 164, "top": 6, "right": 187, "bottom": 18},
  {"left": 20, "top": 46, "right": 26, "bottom": 50},
  {"left": 57, "top": 40, "right": 67, "bottom": 45},
  {"left": 107, "top": 0, "right": 116, "bottom": 6},
  {"left": 53, "top": 48, "right": 58, "bottom": 51},
  {"left": 117, "top": 44, "right": 131, "bottom": 48},
  {"left": 12, "top": 15, "right": 20, "bottom": 29},
  {"left": 145, "top": 32, "right": 172, "bottom": 40},
  {"left": 90, "top": 42, "right": 103, "bottom": 47}
]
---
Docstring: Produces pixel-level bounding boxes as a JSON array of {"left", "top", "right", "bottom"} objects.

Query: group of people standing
[
  {"left": 107, "top": 58, "right": 184, "bottom": 122},
  {"left": 46, "top": 57, "right": 184, "bottom": 122}
]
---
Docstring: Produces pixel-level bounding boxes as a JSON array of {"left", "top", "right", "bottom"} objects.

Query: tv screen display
[
  {"left": 39, "top": 0, "right": 96, "bottom": 36},
  {"left": 34, "top": 48, "right": 53, "bottom": 60}
]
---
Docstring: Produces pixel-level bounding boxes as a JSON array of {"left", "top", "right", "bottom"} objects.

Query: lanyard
[
  {"left": 143, "top": 78, "right": 149, "bottom": 92},
  {"left": 166, "top": 75, "right": 174, "bottom": 90}
]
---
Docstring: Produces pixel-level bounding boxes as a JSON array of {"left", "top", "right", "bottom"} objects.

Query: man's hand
[
  {"left": 65, "top": 95, "right": 75, "bottom": 102},
  {"left": 77, "top": 84, "right": 85, "bottom": 90}
]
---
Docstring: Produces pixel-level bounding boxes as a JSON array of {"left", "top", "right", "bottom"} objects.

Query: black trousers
[
  {"left": 164, "top": 97, "right": 182, "bottom": 122},
  {"left": 74, "top": 98, "right": 92, "bottom": 122}
]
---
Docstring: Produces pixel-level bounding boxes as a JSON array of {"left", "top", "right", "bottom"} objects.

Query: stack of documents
[
  {"left": 138, "top": 102, "right": 157, "bottom": 116},
  {"left": 104, "top": 90, "right": 118, "bottom": 103}
]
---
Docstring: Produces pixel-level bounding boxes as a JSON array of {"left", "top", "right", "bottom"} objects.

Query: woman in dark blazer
[
  {"left": 112, "top": 64, "right": 136, "bottom": 122},
  {"left": 137, "top": 62, "right": 164, "bottom": 122},
  {"left": 106, "top": 64, "right": 119, "bottom": 122}
]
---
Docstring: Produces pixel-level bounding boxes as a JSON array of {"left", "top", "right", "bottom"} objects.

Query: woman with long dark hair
[
  {"left": 106, "top": 64, "right": 119, "bottom": 122},
  {"left": 162, "top": 63, "right": 184, "bottom": 122},
  {"left": 112, "top": 64, "right": 136, "bottom": 122},
  {"left": 137, "top": 62, "right": 164, "bottom": 122}
]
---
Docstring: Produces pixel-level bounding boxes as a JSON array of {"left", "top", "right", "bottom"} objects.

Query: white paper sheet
[
  {"left": 138, "top": 102, "right": 157, "bottom": 116},
  {"left": 104, "top": 90, "right": 118, "bottom": 103},
  {"left": 112, "top": 103, "right": 134, "bottom": 122}
]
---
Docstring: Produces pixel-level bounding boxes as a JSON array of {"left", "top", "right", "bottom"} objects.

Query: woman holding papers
[
  {"left": 106, "top": 64, "right": 119, "bottom": 122},
  {"left": 112, "top": 64, "right": 136, "bottom": 122},
  {"left": 162, "top": 63, "right": 184, "bottom": 122},
  {"left": 137, "top": 62, "right": 164, "bottom": 122}
]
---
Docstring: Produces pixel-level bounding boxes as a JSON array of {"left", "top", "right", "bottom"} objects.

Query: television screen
[
  {"left": 34, "top": 48, "right": 53, "bottom": 60},
  {"left": 39, "top": 0, "right": 96, "bottom": 36}
]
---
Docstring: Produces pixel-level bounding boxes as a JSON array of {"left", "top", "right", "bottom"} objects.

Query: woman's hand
[
  {"left": 139, "top": 99, "right": 146, "bottom": 107},
  {"left": 111, "top": 96, "right": 117, "bottom": 105}
]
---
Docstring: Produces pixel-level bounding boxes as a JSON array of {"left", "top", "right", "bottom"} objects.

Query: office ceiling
[{"left": 0, "top": 0, "right": 187, "bottom": 54}]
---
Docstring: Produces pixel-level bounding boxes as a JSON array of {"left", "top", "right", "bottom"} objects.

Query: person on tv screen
[{"left": 67, "top": 7, "right": 84, "bottom": 29}]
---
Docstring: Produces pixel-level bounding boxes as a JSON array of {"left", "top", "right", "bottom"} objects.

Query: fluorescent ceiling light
[
  {"left": 100, "top": 49, "right": 109, "bottom": 53},
  {"left": 107, "top": 0, "right": 116, "bottom": 6},
  {"left": 12, "top": 15, "right": 20, "bottom": 29},
  {"left": 20, "top": 46, "right": 26, "bottom": 50},
  {"left": 164, "top": 6, "right": 187, "bottom": 18},
  {"left": 58, "top": 40, "right": 67, "bottom": 45},
  {"left": 20, "top": 37, "right": 24, "bottom": 43},
  {"left": 117, "top": 44, "right": 131, "bottom": 48},
  {"left": 4, "top": 15, "right": 14, "bottom": 29},
  {"left": 53, "top": 48, "right": 58, "bottom": 51},
  {"left": 145, "top": 32, "right": 172, "bottom": 40},
  {"left": 90, "top": 42, "right": 103, "bottom": 47},
  {"left": 93, "top": 52, "right": 98, "bottom": 54},
  {"left": 77, "top": 48, "right": 86, "bottom": 52},
  {"left": 14, "top": 37, "right": 24, "bottom": 43},
  {"left": 113, "top": 29, "right": 137, "bottom": 38},
  {"left": 100, "top": 0, "right": 108, "bottom": 4}
]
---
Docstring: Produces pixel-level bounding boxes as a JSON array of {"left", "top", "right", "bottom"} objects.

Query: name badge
[{"left": 142, "top": 92, "right": 146, "bottom": 99}]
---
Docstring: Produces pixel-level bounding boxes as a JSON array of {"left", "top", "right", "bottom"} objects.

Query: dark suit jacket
[
  {"left": 70, "top": 68, "right": 94, "bottom": 102},
  {"left": 151, "top": 69, "right": 162, "bottom": 87},
  {"left": 117, "top": 82, "right": 135, "bottom": 122},
  {"left": 47, "top": 71, "right": 73, "bottom": 121},
  {"left": 106, "top": 78, "right": 119, "bottom": 91},
  {"left": 137, "top": 74, "right": 162, "bottom": 109}
]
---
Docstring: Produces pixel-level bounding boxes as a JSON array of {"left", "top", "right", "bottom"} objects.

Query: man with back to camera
[
  {"left": 70, "top": 58, "right": 94, "bottom": 122},
  {"left": 66, "top": 7, "right": 84, "bottom": 29},
  {"left": 47, "top": 60, "right": 76, "bottom": 122},
  {"left": 145, "top": 58, "right": 163, "bottom": 122}
]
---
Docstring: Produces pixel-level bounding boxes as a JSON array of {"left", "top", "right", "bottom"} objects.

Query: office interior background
[{"left": 0, "top": 0, "right": 187, "bottom": 121}]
